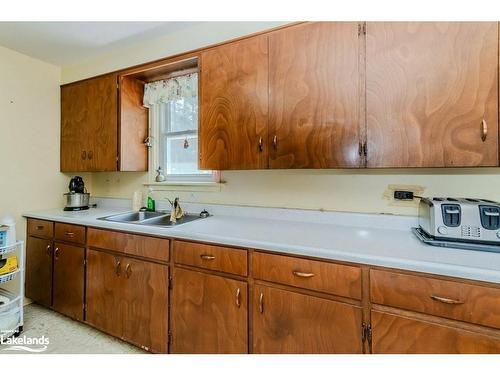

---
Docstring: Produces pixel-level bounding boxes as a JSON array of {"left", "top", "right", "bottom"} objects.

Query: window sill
[{"left": 143, "top": 181, "right": 223, "bottom": 192}]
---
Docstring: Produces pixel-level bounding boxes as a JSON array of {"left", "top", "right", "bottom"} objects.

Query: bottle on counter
[{"left": 147, "top": 196, "right": 156, "bottom": 212}]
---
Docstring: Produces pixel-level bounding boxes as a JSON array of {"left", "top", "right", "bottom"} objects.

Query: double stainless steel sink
[{"left": 98, "top": 210, "right": 206, "bottom": 227}]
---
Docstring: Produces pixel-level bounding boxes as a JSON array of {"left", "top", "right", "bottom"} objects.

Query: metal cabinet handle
[
  {"left": 272, "top": 135, "right": 277, "bottom": 150},
  {"left": 430, "top": 295, "right": 464, "bottom": 305},
  {"left": 200, "top": 254, "right": 215, "bottom": 261},
  {"left": 54, "top": 247, "right": 60, "bottom": 260},
  {"left": 65, "top": 231, "right": 75, "bottom": 237},
  {"left": 481, "top": 119, "right": 488, "bottom": 142},
  {"left": 125, "top": 264, "right": 132, "bottom": 279},
  {"left": 259, "top": 292, "right": 264, "bottom": 313},
  {"left": 88, "top": 150, "right": 93, "bottom": 160},
  {"left": 115, "top": 260, "right": 121, "bottom": 276},
  {"left": 236, "top": 288, "right": 241, "bottom": 308},
  {"left": 258, "top": 137, "right": 263, "bottom": 152},
  {"left": 292, "top": 271, "right": 315, "bottom": 278},
  {"left": 82, "top": 150, "right": 87, "bottom": 160},
  {"left": 46, "top": 244, "right": 51, "bottom": 256}
]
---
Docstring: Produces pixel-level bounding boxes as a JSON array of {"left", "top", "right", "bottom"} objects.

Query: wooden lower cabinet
[
  {"left": 252, "top": 284, "right": 363, "bottom": 353},
  {"left": 171, "top": 267, "right": 248, "bottom": 353},
  {"left": 371, "top": 311, "right": 500, "bottom": 354},
  {"left": 25, "top": 236, "right": 53, "bottom": 307},
  {"left": 52, "top": 243, "right": 84, "bottom": 321},
  {"left": 86, "top": 249, "right": 169, "bottom": 353}
]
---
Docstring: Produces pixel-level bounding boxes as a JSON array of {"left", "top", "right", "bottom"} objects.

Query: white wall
[{"left": 0, "top": 45, "right": 86, "bottom": 242}]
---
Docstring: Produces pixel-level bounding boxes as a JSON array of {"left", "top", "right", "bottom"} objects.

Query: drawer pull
[
  {"left": 65, "top": 231, "right": 75, "bottom": 237},
  {"left": 292, "top": 271, "right": 315, "bottom": 278},
  {"left": 36, "top": 225, "right": 44, "bottom": 230},
  {"left": 125, "top": 264, "right": 132, "bottom": 279},
  {"left": 259, "top": 292, "right": 264, "bottom": 313},
  {"left": 200, "top": 254, "right": 215, "bottom": 261},
  {"left": 431, "top": 295, "right": 464, "bottom": 305},
  {"left": 235, "top": 288, "right": 241, "bottom": 308}
]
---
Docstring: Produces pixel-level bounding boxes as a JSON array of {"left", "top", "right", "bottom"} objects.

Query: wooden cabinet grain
[
  {"left": 269, "top": 22, "right": 362, "bottom": 168},
  {"left": 366, "top": 22, "right": 499, "bottom": 167},
  {"left": 252, "top": 284, "right": 363, "bottom": 353},
  {"left": 86, "top": 249, "right": 169, "bottom": 353},
  {"left": 52, "top": 243, "right": 85, "bottom": 321},
  {"left": 199, "top": 35, "right": 269, "bottom": 170},
  {"left": 25, "top": 236, "right": 53, "bottom": 307},
  {"left": 171, "top": 267, "right": 248, "bottom": 353},
  {"left": 372, "top": 311, "right": 500, "bottom": 354}
]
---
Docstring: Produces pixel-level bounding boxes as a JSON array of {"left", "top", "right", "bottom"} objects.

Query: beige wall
[
  {"left": 62, "top": 22, "right": 500, "bottom": 217},
  {"left": 0, "top": 45, "right": 89, "bottom": 242}
]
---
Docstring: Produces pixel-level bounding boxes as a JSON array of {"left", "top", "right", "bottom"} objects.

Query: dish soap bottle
[{"left": 147, "top": 196, "right": 156, "bottom": 212}]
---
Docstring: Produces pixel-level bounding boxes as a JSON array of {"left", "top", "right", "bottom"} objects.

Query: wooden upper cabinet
[
  {"left": 199, "top": 35, "right": 269, "bottom": 170},
  {"left": 61, "top": 74, "right": 118, "bottom": 172},
  {"left": 366, "top": 22, "right": 499, "bottom": 168},
  {"left": 269, "top": 22, "right": 362, "bottom": 168}
]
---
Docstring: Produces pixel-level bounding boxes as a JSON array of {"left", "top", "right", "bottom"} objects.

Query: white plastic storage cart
[{"left": 0, "top": 241, "right": 24, "bottom": 339}]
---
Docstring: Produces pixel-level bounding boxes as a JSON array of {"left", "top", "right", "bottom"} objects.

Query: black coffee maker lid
[{"left": 69, "top": 176, "right": 85, "bottom": 193}]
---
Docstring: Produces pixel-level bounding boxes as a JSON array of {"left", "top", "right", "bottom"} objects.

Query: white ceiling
[{"left": 0, "top": 22, "right": 200, "bottom": 65}]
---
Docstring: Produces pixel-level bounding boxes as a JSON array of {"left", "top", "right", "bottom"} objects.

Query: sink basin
[
  {"left": 98, "top": 211, "right": 207, "bottom": 227},
  {"left": 100, "top": 211, "right": 165, "bottom": 223}
]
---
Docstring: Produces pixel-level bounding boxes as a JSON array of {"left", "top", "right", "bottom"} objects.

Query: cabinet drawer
[
  {"left": 370, "top": 269, "right": 500, "bottom": 329},
  {"left": 88, "top": 228, "right": 169, "bottom": 262},
  {"left": 27, "top": 218, "right": 53, "bottom": 239},
  {"left": 55, "top": 223, "right": 86, "bottom": 245},
  {"left": 173, "top": 241, "right": 247, "bottom": 276},
  {"left": 252, "top": 252, "right": 362, "bottom": 300}
]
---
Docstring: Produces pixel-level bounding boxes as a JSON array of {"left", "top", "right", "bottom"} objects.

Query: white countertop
[{"left": 23, "top": 200, "right": 500, "bottom": 284}]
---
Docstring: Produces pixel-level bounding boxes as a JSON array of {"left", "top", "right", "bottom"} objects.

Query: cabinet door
[
  {"left": 269, "top": 22, "right": 361, "bottom": 169},
  {"left": 25, "top": 236, "right": 53, "bottom": 307},
  {"left": 61, "top": 74, "right": 118, "bottom": 172},
  {"left": 121, "top": 257, "right": 169, "bottom": 353},
  {"left": 86, "top": 249, "right": 124, "bottom": 339},
  {"left": 200, "top": 35, "right": 269, "bottom": 170},
  {"left": 366, "top": 22, "right": 498, "bottom": 167},
  {"left": 52, "top": 243, "right": 84, "bottom": 321},
  {"left": 372, "top": 311, "right": 500, "bottom": 354},
  {"left": 172, "top": 268, "right": 248, "bottom": 353},
  {"left": 252, "top": 284, "right": 363, "bottom": 353}
]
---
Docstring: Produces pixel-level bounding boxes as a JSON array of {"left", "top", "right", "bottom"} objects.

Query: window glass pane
[
  {"left": 162, "top": 97, "right": 198, "bottom": 133},
  {"left": 163, "top": 135, "right": 211, "bottom": 175}
]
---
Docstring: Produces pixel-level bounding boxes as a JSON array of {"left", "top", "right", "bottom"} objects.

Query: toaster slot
[
  {"left": 441, "top": 204, "right": 461, "bottom": 227},
  {"left": 479, "top": 206, "right": 500, "bottom": 230}
]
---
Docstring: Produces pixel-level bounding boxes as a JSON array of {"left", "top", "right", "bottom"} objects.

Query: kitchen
[{"left": 1, "top": 0, "right": 500, "bottom": 372}]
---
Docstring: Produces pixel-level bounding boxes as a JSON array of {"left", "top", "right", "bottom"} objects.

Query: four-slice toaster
[{"left": 418, "top": 197, "right": 500, "bottom": 244}]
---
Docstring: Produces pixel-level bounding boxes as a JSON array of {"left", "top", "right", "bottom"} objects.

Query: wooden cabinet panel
[
  {"left": 200, "top": 35, "right": 269, "bottom": 170},
  {"left": 269, "top": 22, "right": 361, "bottom": 168},
  {"left": 173, "top": 240, "right": 248, "bottom": 276},
  {"left": 253, "top": 284, "right": 363, "bottom": 353},
  {"left": 54, "top": 222, "right": 86, "bottom": 245},
  {"left": 25, "top": 236, "right": 53, "bottom": 307},
  {"left": 61, "top": 74, "right": 118, "bottom": 172},
  {"left": 366, "top": 22, "right": 499, "bottom": 167},
  {"left": 370, "top": 269, "right": 500, "bottom": 330},
  {"left": 172, "top": 268, "right": 248, "bottom": 353},
  {"left": 27, "top": 218, "right": 53, "bottom": 239},
  {"left": 121, "top": 256, "right": 169, "bottom": 353},
  {"left": 372, "top": 311, "right": 500, "bottom": 354},
  {"left": 119, "top": 76, "right": 148, "bottom": 171},
  {"left": 52, "top": 243, "right": 84, "bottom": 321},
  {"left": 86, "top": 249, "right": 124, "bottom": 339},
  {"left": 88, "top": 228, "right": 169, "bottom": 262},
  {"left": 252, "top": 252, "right": 362, "bottom": 299}
]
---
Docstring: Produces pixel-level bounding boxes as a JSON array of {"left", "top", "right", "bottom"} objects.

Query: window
[{"left": 145, "top": 72, "right": 214, "bottom": 183}]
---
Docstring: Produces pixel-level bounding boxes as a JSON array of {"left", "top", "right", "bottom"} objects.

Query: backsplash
[{"left": 89, "top": 168, "right": 500, "bottom": 216}]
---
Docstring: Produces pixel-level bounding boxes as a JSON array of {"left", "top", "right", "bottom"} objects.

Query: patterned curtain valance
[{"left": 143, "top": 73, "right": 198, "bottom": 107}]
